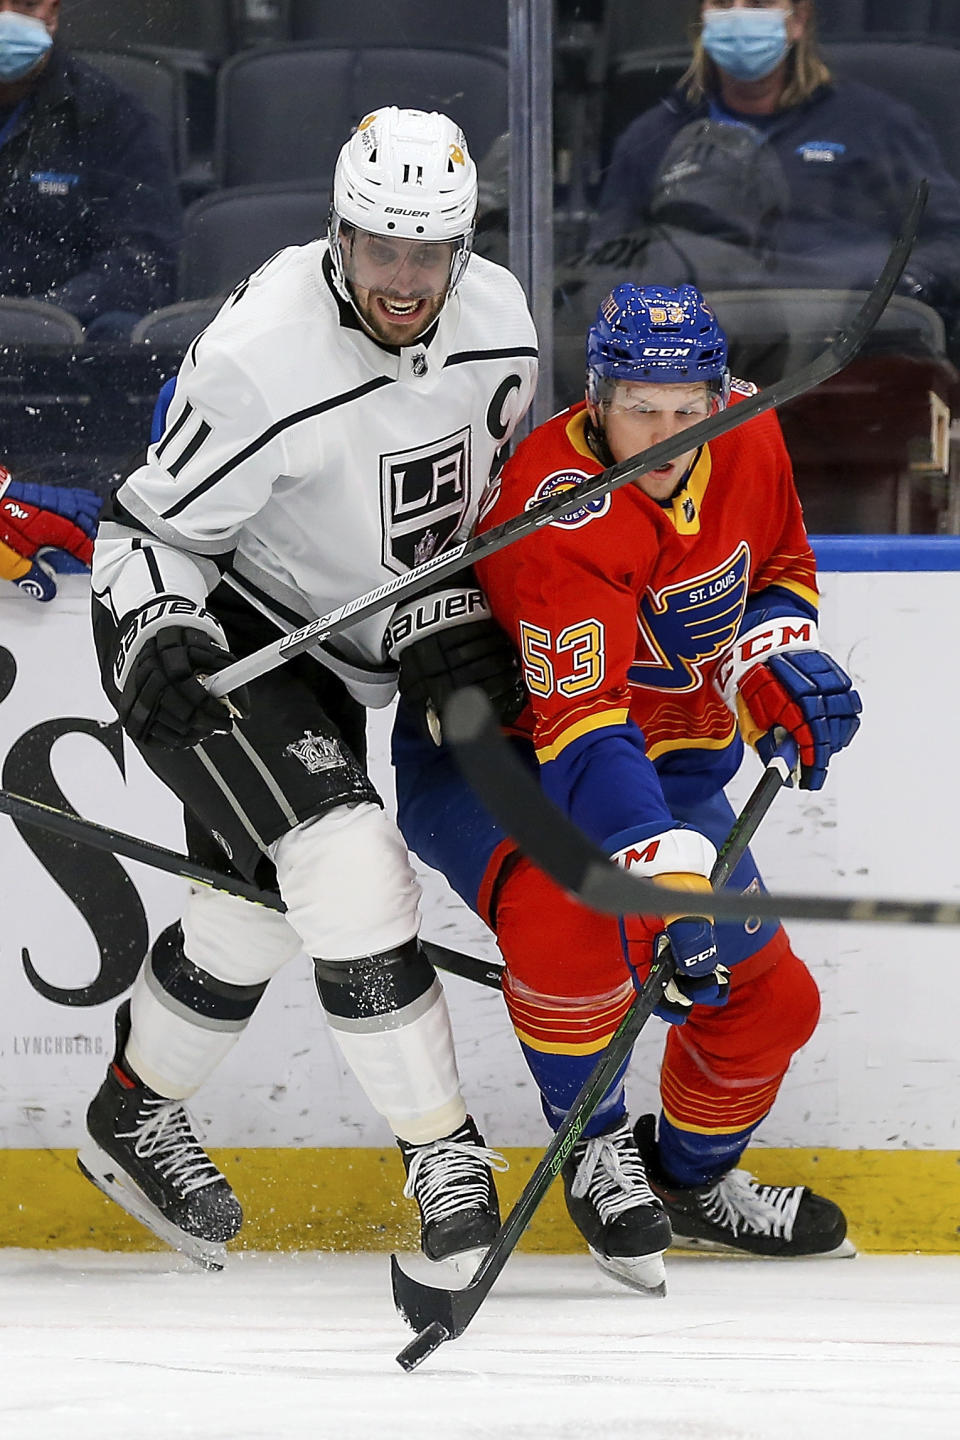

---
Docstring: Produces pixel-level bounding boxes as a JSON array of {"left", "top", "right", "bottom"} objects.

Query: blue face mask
[
  {"left": 0, "top": 11, "right": 53, "bottom": 83},
  {"left": 701, "top": 7, "right": 791, "bottom": 83}
]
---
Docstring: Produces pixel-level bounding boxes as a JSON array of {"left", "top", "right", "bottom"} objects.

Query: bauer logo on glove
[{"left": 387, "top": 575, "right": 527, "bottom": 744}]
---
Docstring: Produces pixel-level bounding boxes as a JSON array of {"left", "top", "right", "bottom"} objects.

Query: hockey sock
[
  {"left": 656, "top": 1111, "right": 762, "bottom": 1188},
  {"left": 502, "top": 970, "right": 634, "bottom": 1137},
  {"left": 526, "top": 1044, "right": 630, "bottom": 1137}
]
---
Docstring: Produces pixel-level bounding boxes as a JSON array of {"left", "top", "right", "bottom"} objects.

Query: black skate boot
[
  {"left": 562, "top": 1116, "right": 672, "bottom": 1295},
  {"left": 77, "top": 1001, "right": 243, "bottom": 1270},
  {"left": 634, "top": 1114, "right": 855, "bottom": 1258},
  {"left": 398, "top": 1116, "right": 507, "bottom": 1270}
]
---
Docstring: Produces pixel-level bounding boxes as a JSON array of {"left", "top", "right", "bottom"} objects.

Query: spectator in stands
[
  {"left": 589, "top": 0, "right": 960, "bottom": 345},
  {"left": 0, "top": 0, "right": 181, "bottom": 340}
]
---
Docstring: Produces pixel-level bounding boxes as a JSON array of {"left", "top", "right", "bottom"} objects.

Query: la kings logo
[{"left": 380, "top": 426, "right": 471, "bottom": 575}]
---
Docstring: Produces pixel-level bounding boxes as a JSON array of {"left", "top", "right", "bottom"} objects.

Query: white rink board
[{"left": 0, "top": 571, "right": 958, "bottom": 1151}]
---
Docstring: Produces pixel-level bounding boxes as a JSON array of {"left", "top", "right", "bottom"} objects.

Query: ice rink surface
[{"left": 1, "top": 1250, "right": 957, "bottom": 1440}]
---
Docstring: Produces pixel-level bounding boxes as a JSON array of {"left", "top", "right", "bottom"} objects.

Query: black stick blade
[
  {"left": 391, "top": 1253, "right": 457, "bottom": 1336},
  {"left": 390, "top": 1254, "right": 484, "bottom": 1346}
]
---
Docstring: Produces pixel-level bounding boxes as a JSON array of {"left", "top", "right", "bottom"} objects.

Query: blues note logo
[
  {"left": 525, "top": 469, "right": 611, "bottom": 529},
  {"left": 629, "top": 543, "right": 750, "bottom": 692}
]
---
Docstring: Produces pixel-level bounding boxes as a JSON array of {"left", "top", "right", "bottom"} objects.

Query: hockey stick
[
  {"left": 205, "top": 181, "right": 927, "bottom": 703},
  {"left": 0, "top": 788, "right": 505, "bottom": 991},
  {"left": 390, "top": 734, "right": 798, "bottom": 1371},
  {"left": 440, "top": 689, "right": 960, "bottom": 930}
]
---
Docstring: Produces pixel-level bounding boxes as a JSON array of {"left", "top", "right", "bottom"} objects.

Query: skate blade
[
  {"left": 394, "top": 1244, "right": 487, "bottom": 1291},
  {"left": 77, "top": 1145, "right": 227, "bottom": 1272},
  {"left": 588, "top": 1245, "right": 667, "bottom": 1295},
  {"left": 668, "top": 1233, "right": 858, "bottom": 1260},
  {"left": 433, "top": 1245, "right": 488, "bottom": 1285}
]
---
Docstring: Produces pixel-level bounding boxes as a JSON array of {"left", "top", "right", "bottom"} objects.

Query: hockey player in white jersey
[{"left": 79, "top": 107, "right": 538, "bottom": 1269}]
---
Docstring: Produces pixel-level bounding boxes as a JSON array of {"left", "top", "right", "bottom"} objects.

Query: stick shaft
[
  {"left": 444, "top": 689, "right": 960, "bottom": 929},
  {"left": 0, "top": 788, "right": 503, "bottom": 991}
]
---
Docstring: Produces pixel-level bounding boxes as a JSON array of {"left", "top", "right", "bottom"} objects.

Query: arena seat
[
  {"left": 815, "top": 1, "right": 872, "bottom": 37},
  {"left": 599, "top": 0, "right": 694, "bottom": 55},
  {"left": 600, "top": 51, "right": 689, "bottom": 172},
  {"left": 0, "top": 300, "right": 85, "bottom": 346},
  {"left": 177, "top": 185, "right": 330, "bottom": 300},
  {"left": 61, "top": 2, "right": 236, "bottom": 190},
  {"left": 823, "top": 42, "right": 960, "bottom": 181},
  {"left": 75, "top": 50, "right": 187, "bottom": 175},
  {"left": 215, "top": 45, "right": 509, "bottom": 188},
  {"left": 704, "top": 289, "right": 947, "bottom": 373},
  {"left": 288, "top": 0, "right": 507, "bottom": 50},
  {"left": 58, "top": 0, "right": 233, "bottom": 58},
  {"left": 130, "top": 300, "right": 223, "bottom": 351}
]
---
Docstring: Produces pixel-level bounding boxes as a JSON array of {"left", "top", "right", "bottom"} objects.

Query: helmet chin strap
[{"left": 584, "top": 408, "right": 615, "bottom": 468}]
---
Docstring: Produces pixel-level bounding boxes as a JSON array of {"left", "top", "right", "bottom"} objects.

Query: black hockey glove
[
  {"left": 112, "top": 598, "right": 250, "bottom": 750},
  {"left": 385, "top": 580, "right": 527, "bottom": 744}
]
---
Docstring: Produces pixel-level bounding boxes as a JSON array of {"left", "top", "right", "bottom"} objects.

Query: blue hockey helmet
[{"left": 586, "top": 283, "right": 730, "bottom": 409}]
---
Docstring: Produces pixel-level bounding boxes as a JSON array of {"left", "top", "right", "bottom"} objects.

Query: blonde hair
[{"left": 682, "top": 2, "right": 832, "bottom": 109}]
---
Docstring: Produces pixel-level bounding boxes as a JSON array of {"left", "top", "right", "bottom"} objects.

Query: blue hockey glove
[
  {"left": 738, "top": 650, "right": 861, "bottom": 790},
  {"left": 716, "top": 610, "right": 861, "bottom": 790},
  {"left": 613, "top": 827, "right": 729, "bottom": 1027},
  {"left": 0, "top": 542, "right": 58, "bottom": 601},
  {"left": 2, "top": 480, "right": 101, "bottom": 540},
  {"left": 0, "top": 475, "right": 95, "bottom": 573},
  {"left": 649, "top": 923, "right": 731, "bottom": 1024}
]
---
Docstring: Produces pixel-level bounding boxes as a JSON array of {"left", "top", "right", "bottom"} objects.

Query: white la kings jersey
[{"left": 92, "top": 240, "right": 538, "bottom": 706}]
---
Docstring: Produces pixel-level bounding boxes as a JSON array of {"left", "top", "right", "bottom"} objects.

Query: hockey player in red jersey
[{"left": 393, "top": 283, "right": 861, "bottom": 1291}]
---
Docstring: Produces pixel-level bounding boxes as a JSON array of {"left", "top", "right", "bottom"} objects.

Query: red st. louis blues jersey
[{"left": 475, "top": 391, "right": 818, "bottom": 850}]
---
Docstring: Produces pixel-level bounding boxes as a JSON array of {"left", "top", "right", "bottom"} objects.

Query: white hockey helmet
[{"left": 329, "top": 106, "right": 479, "bottom": 305}]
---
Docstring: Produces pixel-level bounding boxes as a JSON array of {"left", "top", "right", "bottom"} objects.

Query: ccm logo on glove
[
  {"left": 715, "top": 618, "right": 818, "bottom": 703},
  {"left": 611, "top": 826, "right": 717, "bottom": 881}
]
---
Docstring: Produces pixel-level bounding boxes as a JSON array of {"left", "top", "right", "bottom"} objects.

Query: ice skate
[
  {"left": 399, "top": 1116, "right": 507, "bottom": 1272},
  {"left": 634, "top": 1114, "right": 856, "bottom": 1259},
  {"left": 562, "top": 1117, "right": 672, "bottom": 1295},
  {"left": 78, "top": 1001, "right": 243, "bottom": 1271}
]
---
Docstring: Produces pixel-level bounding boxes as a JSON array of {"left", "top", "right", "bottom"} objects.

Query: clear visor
[
  {"left": 591, "top": 375, "right": 723, "bottom": 415},
  {"left": 338, "top": 223, "right": 463, "bottom": 300}
]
